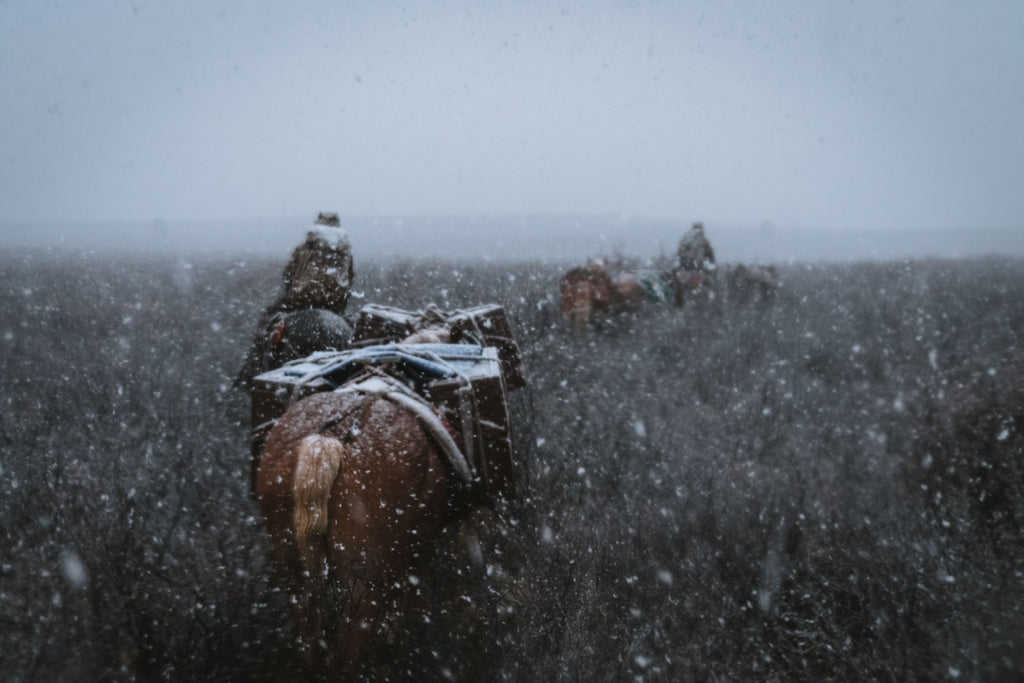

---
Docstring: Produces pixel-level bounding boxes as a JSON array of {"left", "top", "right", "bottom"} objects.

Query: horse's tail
[{"left": 292, "top": 434, "right": 345, "bottom": 584}]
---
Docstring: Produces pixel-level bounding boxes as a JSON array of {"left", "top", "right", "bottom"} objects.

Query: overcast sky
[{"left": 2, "top": 0, "right": 1022, "bottom": 231}]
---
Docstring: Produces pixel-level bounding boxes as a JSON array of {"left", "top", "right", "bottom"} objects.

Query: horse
[
  {"left": 256, "top": 371, "right": 473, "bottom": 679},
  {"left": 559, "top": 260, "right": 615, "bottom": 332},
  {"left": 560, "top": 260, "right": 680, "bottom": 330},
  {"left": 670, "top": 267, "right": 713, "bottom": 307},
  {"left": 724, "top": 264, "right": 778, "bottom": 305},
  {"left": 252, "top": 309, "right": 522, "bottom": 678}
]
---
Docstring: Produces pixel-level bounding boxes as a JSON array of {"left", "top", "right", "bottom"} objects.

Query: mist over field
[
  {"left": 2, "top": 215, "right": 1022, "bottom": 264},
  {"left": 1, "top": 249, "right": 1022, "bottom": 681}
]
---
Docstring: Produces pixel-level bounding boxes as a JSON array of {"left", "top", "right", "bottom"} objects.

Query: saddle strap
[{"left": 336, "top": 376, "right": 475, "bottom": 486}]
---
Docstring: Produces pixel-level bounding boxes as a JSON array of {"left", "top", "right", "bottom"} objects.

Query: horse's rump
[
  {"left": 726, "top": 264, "right": 778, "bottom": 304},
  {"left": 256, "top": 388, "right": 453, "bottom": 675},
  {"left": 560, "top": 277, "right": 597, "bottom": 331},
  {"left": 559, "top": 263, "right": 615, "bottom": 330},
  {"left": 560, "top": 264, "right": 615, "bottom": 303}
]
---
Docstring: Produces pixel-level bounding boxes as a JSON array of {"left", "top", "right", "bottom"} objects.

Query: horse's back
[
  {"left": 726, "top": 264, "right": 778, "bottom": 304},
  {"left": 258, "top": 390, "right": 449, "bottom": 533},
  {"left": 613, "top": 274, "right": 647, "bottom": 310}
]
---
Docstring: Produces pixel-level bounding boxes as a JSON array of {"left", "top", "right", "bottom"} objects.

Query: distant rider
[
  {"left": 235, "top": 212, "right": 355, "bottom": 389},
  {"left": 677, "top": 221, "right": 716, "bottom": 273}
]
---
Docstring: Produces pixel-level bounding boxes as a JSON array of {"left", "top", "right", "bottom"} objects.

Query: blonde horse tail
[{"left": 293, "top": 434, "right": 346, "bottom": 585}]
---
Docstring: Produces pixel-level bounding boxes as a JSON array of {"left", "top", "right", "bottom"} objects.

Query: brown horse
[
  {"left": 610, "top": 272, "right": 651, "bottom": 313},
  {"left": 256, "top": 374, "right": 471, "bottom": 679},
  {"left": 560, "top": 261, "right": 679, "bottom": 330},
  {"left": 559, "top": 260, "right": 616, "bottom": 332},
  {"left": 725, "top": 264, "right": 778, "bottom": 305},
  {"left": 671, "top": 268, "right": 715, "bottom": 307}
]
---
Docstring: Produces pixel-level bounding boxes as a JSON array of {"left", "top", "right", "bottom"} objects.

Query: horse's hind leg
[
  {"left": 562, "top": 282, "right": 592, "bottom": 332},
  {"left": 321, "top": 417, "right": 451, "bottom": 675},
  {"left": 571, "top": 301, "right": 590, "bottom": 332}
]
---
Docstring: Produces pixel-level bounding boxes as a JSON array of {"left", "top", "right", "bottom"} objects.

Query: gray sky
[{"left": 2, "top": 0, "right": 1022, "bottom": 231}]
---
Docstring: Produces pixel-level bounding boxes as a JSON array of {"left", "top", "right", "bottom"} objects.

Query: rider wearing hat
[
  {"left": 677, "top": 221, "right": 716, "bottom": 273},
  {"left": 236, "top": 212, "right": 355, "bottom": 389}
]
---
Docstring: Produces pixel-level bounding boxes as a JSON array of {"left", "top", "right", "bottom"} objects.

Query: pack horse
[
  {"left": 559, "top": 259, "right": 674, "bottom": 331},
  {"left": 249, "top": 303, "right": 524, "bottom": 678}
]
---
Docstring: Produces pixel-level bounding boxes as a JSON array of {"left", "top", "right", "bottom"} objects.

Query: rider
[
  {"left": 677, "top": 221, "right": 716, "bottom": 273},
  {"left": 235, "top": 212, "right": 355, "bottom": 389}
]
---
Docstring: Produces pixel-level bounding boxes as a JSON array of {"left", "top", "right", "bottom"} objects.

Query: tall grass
[{"left": 1, "top": 252, "right": 1021, "bottom": 681}]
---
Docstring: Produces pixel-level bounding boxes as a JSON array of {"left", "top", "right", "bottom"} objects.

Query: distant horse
[
  {"left": 610, "top": 273, "right": 648, "bottom": 312},
  {"left": 612, "top": 270, "right": 673, "bottom": 311},
  {"left": 559, "top": 260, "right": 615, "bottom": 332},
  {"left": 256, "top": 373, "right": 471, "bottom": 679},
  {"left": 559, "top": 260, "right": 676, "bottom": 331},
  {"left": 725, "top": 264, "right": 778, "bottom": 305},
  {"left": 671, "top": 268, "right": 714, "bottom": 307}
]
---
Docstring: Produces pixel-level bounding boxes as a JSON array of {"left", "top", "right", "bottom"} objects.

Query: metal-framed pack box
[
  {"left": 350, "top": 303, "right": 525, "bottom": 391},
  {"left": 250, "top": 343, "right": 516, "bottom": 499}
]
